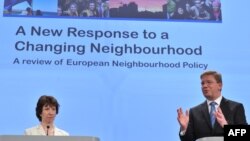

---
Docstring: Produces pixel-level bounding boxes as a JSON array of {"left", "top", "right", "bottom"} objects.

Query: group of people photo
[
  {"left": 58, "top": 0, "right": 109, "bottom": 17},
  {"left": 166, "top": 0, "right": 222, "bottom": 21},
  {"left": 3, "top": 0, "right": 222, "bottom": 22}
]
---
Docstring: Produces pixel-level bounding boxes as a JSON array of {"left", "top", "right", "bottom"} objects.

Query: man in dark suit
[{"left": 177, "top": 70, "right": 247, "bottom": 141}]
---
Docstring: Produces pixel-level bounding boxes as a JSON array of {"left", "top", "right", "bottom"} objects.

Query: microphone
[{"left": 46, "top": 125, "right": 50, "bottom": 136}]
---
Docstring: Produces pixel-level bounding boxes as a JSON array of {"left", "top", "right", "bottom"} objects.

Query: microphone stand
[{"left": 46, "top": 125, "right": 50, "bottom": 136}]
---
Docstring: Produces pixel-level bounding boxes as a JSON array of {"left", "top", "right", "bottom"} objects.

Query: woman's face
[
  {"left": 40, "top": 105, "right": 56, "bottom": 124},
  {"left": 70, "top": 4, "right": 77, "bottom": 13}
]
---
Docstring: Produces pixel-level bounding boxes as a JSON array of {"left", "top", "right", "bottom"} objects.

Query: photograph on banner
[{"left": 3, "top": 0, "right": 222, "bottom": 22}]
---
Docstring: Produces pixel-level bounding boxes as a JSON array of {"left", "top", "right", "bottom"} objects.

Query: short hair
[
  {"left": 200, "top": 70, "right": 222, "bottom": 84},
  {"left": 36, "top": 95, "right": 60, "bottom": 121}
]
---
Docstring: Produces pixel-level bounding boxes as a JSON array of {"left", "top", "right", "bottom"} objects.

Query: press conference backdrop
[{"left": 0, "top": 0, "right": 249, "bottom": 141}]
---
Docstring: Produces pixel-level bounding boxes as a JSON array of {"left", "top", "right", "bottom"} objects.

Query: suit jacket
[
  {"left": 24, "top": 124, "right": 69, "bottom": 136},
  {"left": 180, "top": 97, "right": 247, "bottom": 141}
]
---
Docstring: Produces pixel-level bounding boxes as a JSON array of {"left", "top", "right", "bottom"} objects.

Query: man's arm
[
  {"left": 234, "top": 104, "right": 247, "bottom": 125},
  {"left": 219, "top": 101, "right": 248, "bottom": 127},
  {"left": 179, "top": 108, "right": 195, "bottom": 141}
]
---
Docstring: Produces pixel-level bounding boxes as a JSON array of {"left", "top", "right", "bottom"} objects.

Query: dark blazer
[{"left": 180, "top": 97, "right": 247, "bottom": 141}]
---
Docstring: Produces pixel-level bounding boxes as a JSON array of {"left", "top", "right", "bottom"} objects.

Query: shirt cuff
[{"left": 180, "top": 130, "right": 186, "bottom": 136}]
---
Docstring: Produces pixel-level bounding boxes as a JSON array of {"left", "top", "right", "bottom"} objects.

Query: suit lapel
[
  {"left": 219, "top": 97, "right": 229, "bottom": 117},
  {"left": 201, "top": 101, "right": 213, "bottom": 129},
  {"left": 212, "top": 97, "right": 227, "bottom": 133}
]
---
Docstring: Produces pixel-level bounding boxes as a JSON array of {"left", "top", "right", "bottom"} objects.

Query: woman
[{"left": 24, "top": 95, "right": 69, "bottom": 136}]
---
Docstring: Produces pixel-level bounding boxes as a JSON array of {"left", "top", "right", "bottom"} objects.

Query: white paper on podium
[
  {"left": 196, "top": 136, "right": 223, "bottom": 141},
  {"left": 0, "top": 135, "right": 100, "bottom": 141}
]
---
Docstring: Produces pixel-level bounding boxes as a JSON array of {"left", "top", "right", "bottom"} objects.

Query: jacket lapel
[
  {"left": 201, "top": 101, "right": 213, "bottom": 129},
  {"left": 219, "top": 97, "right": 229, "bottom": 118},
  {"left": 212, "top": 97, "right": 227, "bottom": 133}
]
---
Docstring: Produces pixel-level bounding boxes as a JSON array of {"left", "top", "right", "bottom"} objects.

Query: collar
[{"left": 207, "top": 95, "right": 222, "bottom": 106}]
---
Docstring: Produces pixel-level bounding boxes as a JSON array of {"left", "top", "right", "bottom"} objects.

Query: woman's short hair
[{"left": 36, "top": 95, "right": 60, "bottom": 121}]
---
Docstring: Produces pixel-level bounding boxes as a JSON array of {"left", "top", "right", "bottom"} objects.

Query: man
[
  {"left": 80, "top": 0, "right": 98, "bottom": 17},
  {"left": 177, "top": 70, "right": 247, "bottom": 141},
  {"left": 96, "top": 0, "right": 104, "bottom": 17}
]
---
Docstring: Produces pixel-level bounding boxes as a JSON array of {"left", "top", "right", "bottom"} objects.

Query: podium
[
  {"left": 196, "top": 137, "right": 223, "bottom": 141},
  {"left": 0, "top": 135, "right": 100, "bottom": 141}
]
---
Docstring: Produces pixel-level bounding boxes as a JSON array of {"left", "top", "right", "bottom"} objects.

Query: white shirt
[
  {"left": 207, "top": 95, "right": 222, "bottom": 113},
  {"left": 24, "top": 124, "right": 69, "bottom": 136},
  {"left": 180, "top": 95, "right": 223, "bottom": 136}
]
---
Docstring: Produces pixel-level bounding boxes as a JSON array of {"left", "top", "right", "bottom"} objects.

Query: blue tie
[{"left": 210, "top": 102, "right": 216, "bottom": 127}]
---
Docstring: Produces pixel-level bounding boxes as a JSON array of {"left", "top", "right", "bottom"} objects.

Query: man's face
[
  {"left": 57, "top": 7, "right": 62, "bottom": 15},
  {"left": 194, "top": 0, "right": 202, "bottom": 7},
  {"left": 201, "top": 75, "right": 222, "bottom": 100},
  {"left": 89, "top": 3, "right": 95, "bottom": 10},
  {"left": 177, "top": 7, "right": 184, "bottom": 14}
]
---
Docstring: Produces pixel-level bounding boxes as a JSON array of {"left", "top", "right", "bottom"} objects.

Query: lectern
[
  {"left": 196, "top": 136, "right": 223, "bottom": 141},
  {"left": 0, "top": 135, "right": 100, "bottom": 141}
]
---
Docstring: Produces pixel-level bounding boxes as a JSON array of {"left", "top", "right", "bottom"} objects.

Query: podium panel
[
  {"left": 196, "top": 136, "right": 223, "bottom": 141},
  {"left": 0, "top": 135, "right": 99, "bottom": 141}
]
